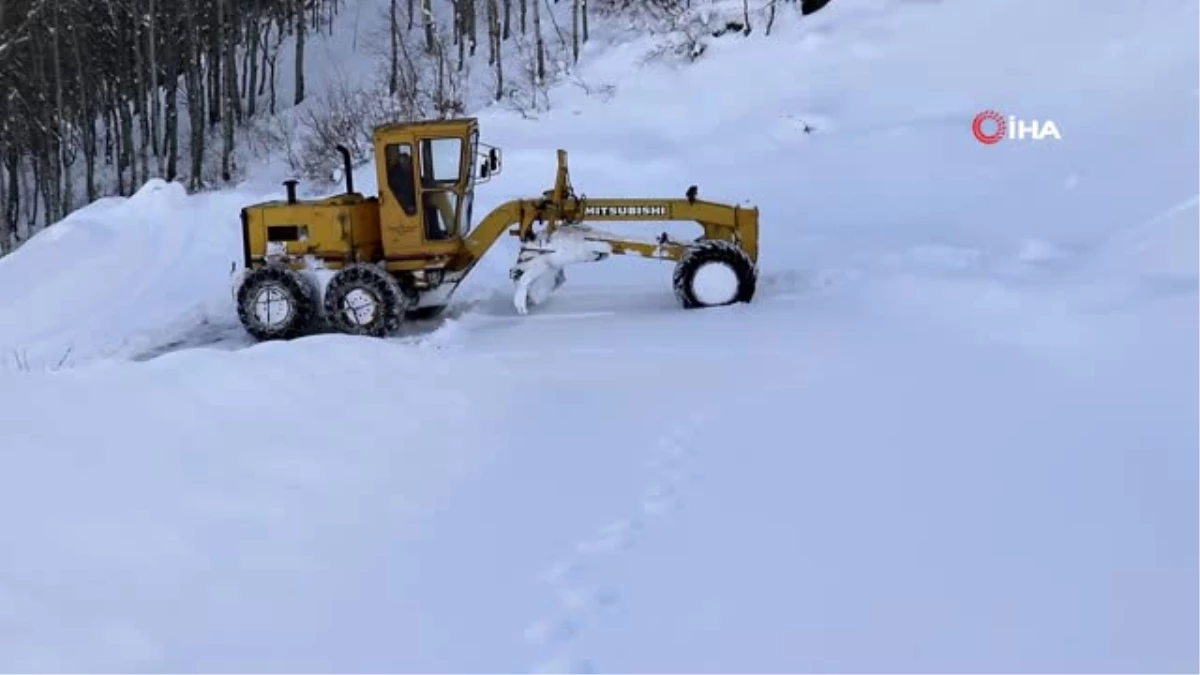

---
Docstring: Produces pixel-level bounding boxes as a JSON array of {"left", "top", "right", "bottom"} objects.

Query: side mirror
[
  {"left": 488, "top": 148, "right": 499, "bottom": 171},
  {"left": 480, "top": 163, "right": 491, "bottom": 179}
]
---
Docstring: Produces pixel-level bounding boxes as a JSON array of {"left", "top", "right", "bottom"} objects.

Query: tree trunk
[
  {"left": 24, "top": 155, "right": 40, "bottom": 233},
  {"left": 118, "top": 97, "right": 136, "bottom": 194},
  {"left": 532, "top": 0, "right": 544, "bottom": 81},
  {"left": 258, "top": 21, "right": 270, "bottom": 96},
  {"left": 221, "top": 0, "right": 235, "bottom": 181},
  {"left": 148, "top": 0, "right": 163, "bottom": 174},
  {"left": 247, "top": 16, "right": 260, "bottom": 117},
  {"left": 161, "top": 19, "right": 182, "bottom": 184},
  {"left": 268, "top": 24, "right": 280, "bottom": 114},
  {"left": 489, "top": 0, "right": 503, "bottom": 100},
  {"left": 389, "top": 0, "right": 399, "bottom": 94},
  {"left": 294, "top": 0, "right": 306, "bottom": 105},
  {"left": 184, "top": 0, "right": 206, "bottom": 190},
  {"left": 103, "top": 94, "right": 115, "bottom": 169},
  {"left": 131, "top": 16, "right": 151, "bottom": 185},
  {"left": 51, "top": 0, "right": 70, "bottom": 217},
  {"left": 468, "top": 0, "right": 477, "bottom": 56},
  {"left": 0, "top": 159, "right": 8, "bottom": 253},
  {"left": 165, "top": 65, "right": 179, "bottom": 182},
  {"left": 571, "top": 0, "right": 579, "bottom": 62},
  {"left": 456, "top": 0, "right": 465, "bottom": 71},
  {"left": 4, "top": 152, "right": 20, "bottom": 242},
  {"left": 422, "top": 0, "right": 434, "bottom": 53},
  {"left": 208, "top": 19, "right": 222, "bottom": 127}
]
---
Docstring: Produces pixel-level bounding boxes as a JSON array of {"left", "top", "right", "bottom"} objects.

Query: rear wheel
[
  {"left": 672, "top": 240, "right": 757, "bottom": 309},
  {"left": 236, "top": 265, "right": 318, "bottom": 341},
  {"left": 324, "top": 264, "right": 410, "bottom": 337}
]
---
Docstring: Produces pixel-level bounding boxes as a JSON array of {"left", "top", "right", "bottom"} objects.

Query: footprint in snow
[
  {"left": 642, "top": 482, "right": 680, "bottom": 517},
  {"left": 541, "top": 559, "right": 583, "bottom": 585},
  {"left": 576, "top": 518, "right": 642, "bottom": 554},
  {"left": 523, "top": 584, "right": 620, "bottom": 652},
  {"left": 524, "top": 617, "right": 582, "bottom": 646},
  {"left": 524, "top": 408, "right": 714, "bottom": 673},
  {"left": 532, "top": 657, "right": 596, "bottom": 674}
]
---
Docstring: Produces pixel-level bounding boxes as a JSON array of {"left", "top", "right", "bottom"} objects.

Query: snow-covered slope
[{"left": 1, "top": 0, "right": 1196, "bottom": 671}]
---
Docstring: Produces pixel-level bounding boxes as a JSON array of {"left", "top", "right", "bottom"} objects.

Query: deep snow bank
[{"left": 0, "top": 181, "right": 274, "bottom": 369}]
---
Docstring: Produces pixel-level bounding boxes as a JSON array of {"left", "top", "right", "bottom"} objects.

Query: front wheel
[{"left": 672, "top": 240, "right": 757, "bottom": 309}]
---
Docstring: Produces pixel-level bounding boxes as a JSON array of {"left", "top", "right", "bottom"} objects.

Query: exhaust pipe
[
  {"left": 335, "top": 144, "right": 354, "bottom": 194},
  {"left": 283, "top": 179, "right": 298, "bottom": 204}
]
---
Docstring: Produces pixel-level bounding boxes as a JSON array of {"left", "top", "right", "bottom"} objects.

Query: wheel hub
[
  {"left": 341, "top": 288, "right": 380, "bottom": 326},
  {"left": 252, "top": 284, "right": 294, "bottom": 328}
]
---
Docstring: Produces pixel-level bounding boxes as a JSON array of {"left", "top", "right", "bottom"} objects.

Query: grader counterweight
[{"left": 233, "top": 117, "right": 760, "bottom": 341}]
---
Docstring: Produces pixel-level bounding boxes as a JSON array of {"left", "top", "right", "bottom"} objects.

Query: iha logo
[{"left": 972, "top": 110, "right": 1062, "bottom": 144}]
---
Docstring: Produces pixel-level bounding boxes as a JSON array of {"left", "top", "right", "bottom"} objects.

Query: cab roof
[{"left": 372, "top": 117, "right": 479, "bottom": 140}]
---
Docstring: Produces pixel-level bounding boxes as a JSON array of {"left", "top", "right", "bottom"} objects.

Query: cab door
[
  {"left": 377, "top": 140, "right": 425, "bottom": 257},
  {"left": 377, "top": 133, "right": 470, "bottom": 260},
  {"left": 414, "top": 136, "right": 466, "bottom": 243}
]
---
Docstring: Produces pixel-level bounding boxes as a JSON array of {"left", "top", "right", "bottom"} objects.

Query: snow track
[
  {"left": 121, "top": 267, "right": 829, "bottom": 362},
  {"left": 525, "top": 408, "right": 714, "bottom": 674}
]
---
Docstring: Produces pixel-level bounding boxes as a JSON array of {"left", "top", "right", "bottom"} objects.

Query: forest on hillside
[
  {"left": 0, "top": 0, "right": 830, "bottom": 256},
  {"left": 1, "top": 0, "right": 330, "bottom": 252}
]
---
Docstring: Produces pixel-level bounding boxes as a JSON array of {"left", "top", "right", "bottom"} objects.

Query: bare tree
[
  {"left": 0, "top": 0, "right": 340, "bottom": 243},
  {"left": 531, "top": 0, "right": 545, "bottom": 81},
  {"left": 487, "top": 0, "right": 503, "bottom": 100},
  {"left": 293, "top": 0, "right": 306, "bottom": 105}
]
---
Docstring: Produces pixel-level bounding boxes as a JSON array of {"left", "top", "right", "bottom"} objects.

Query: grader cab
[{"left": 234, "top": 117, "right": 760, "bottom": 341}]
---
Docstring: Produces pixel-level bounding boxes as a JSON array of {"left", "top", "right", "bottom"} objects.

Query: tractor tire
[
  {"left": 323, "top": 263, "right": 410, "bottom": 337},
  {"left": 236, "top": 264, "right": 319, "bottom": 341},
  {"left": 672, "top": 239, "right": 757, "bottom": 309}
]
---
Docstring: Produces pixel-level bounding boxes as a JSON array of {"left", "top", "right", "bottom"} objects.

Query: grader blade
[{"left": 510, "top": 228, "right": 613, "bottom": 314}]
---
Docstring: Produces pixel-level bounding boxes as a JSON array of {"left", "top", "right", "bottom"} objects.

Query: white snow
[
  {"left": 689, "top": 260, "right": 740, "bottom": 305},
  {"left": 512, "top": 227, "right": 615, "bottom": 314},
  {"left": 0, "top": 0, "right": 1197, "bottom": 672}
]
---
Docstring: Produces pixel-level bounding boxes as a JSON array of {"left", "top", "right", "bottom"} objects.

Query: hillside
[
  {"left": 0, "top": 0, "right": 652, "bottom": 247},
  {"left": 0, "top": 0, "right": 1196, "bottom": 672}
]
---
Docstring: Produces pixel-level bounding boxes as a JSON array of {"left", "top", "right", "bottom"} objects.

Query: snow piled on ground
[
  {"left": 0, "top": 0, "right": 1197, "bottom": 672},
  {"left": 0, "top": 181, "right": 264, "bottom": 367}
]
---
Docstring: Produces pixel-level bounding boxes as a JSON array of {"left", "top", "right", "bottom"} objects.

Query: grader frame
[{"left": 234, "top": 117, "right": 760, "bottom": 341}]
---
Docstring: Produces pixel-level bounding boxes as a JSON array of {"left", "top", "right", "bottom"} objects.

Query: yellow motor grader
[{"left": 233, "top": 117, "right": 760, "bottom": 341}]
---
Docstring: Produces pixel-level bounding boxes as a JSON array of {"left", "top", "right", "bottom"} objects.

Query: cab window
[
  {"left": 422, "top": 191, "right": 459, "bottom": 241},
  {"left": 460, "top": 191, "right": 473, "bottom": 236},
  {"left": 383, "top": 143, "right": 417, "bottom": 216},
  {"left": 420, "top": 138, "right": 463, "bottom": 185}
]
